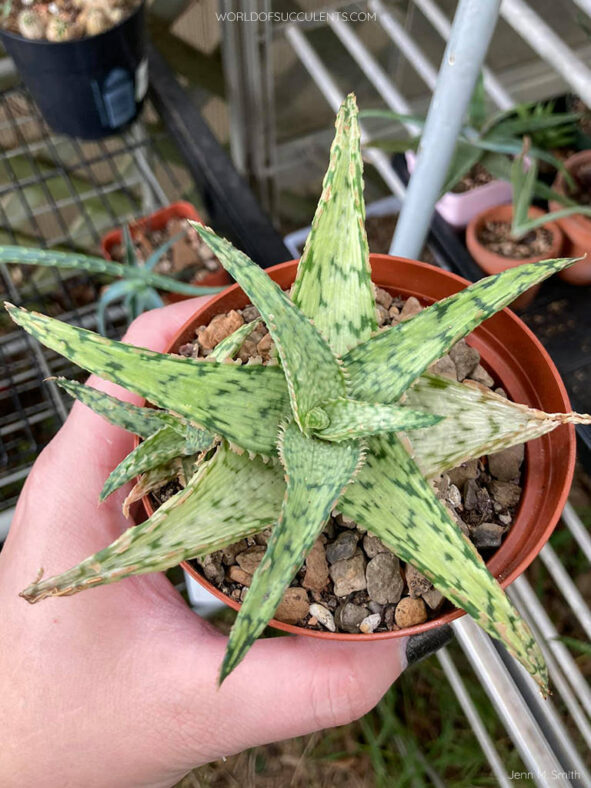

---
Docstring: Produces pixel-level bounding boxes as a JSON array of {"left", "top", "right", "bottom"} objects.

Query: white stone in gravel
[
  {"left": 309, "top": 603, "right": 336, "bottom": 632},
  {"left": 360, "top": 613, "right": 382, "bottom": 634}
]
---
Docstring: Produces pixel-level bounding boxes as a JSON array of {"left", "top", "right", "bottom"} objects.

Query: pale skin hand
[{"left": 0, "top": 298, "right": 407, "bottom": 788}]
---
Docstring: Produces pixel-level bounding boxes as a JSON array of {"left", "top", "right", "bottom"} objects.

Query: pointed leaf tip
[{"left": 291, "top": 89, "right": 375, "bottom": 356}]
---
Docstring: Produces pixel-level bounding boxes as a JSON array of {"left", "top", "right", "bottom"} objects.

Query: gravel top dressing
[{"left": 151, "top": 288, "right": 525, "bottom": 636}]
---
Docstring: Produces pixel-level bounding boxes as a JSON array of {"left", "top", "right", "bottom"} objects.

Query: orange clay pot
[
  {"left": 466, "top": 204, "right": 564, "bottom": 310},
  {"left": 550, "top": 150, "right": 591, "bottom": 285},
  {"left": 101, "top": 201, "right": 231, "bottom": 297},
  {"left": 139, "top": 255, "right": 576, "bottom": 643}
]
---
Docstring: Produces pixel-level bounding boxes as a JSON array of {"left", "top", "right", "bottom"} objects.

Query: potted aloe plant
[
  {"left": 366, "top": 88, "right": 580, "bottom": 229},
  {"left": 549, "top": 150, "right": 591, "bottom": 284},
  {"left": 7, "top": 95, "right": 591, "bottom": 694},
  {"left": 101, "top": 201, "right": 231, "bottom": 298},
  {"left": 0, "top": 1, "right": 146, "bottom": 138},
  {"left": 0, "top": 224, "right": 224, "bottom": 335},
  {"left": 467, "top": 149, "right": 591, "bottom": 303}
]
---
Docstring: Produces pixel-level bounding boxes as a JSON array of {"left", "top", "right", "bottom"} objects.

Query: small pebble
[
  {"left": 235, "top": 545, "right": 266, "bottom": 574},
  {"left": 470, "top": 364, "right": 495, "bottom": 387},
  {"left": 470, "top": 522, "right": 505, "bottom": 548},
  {"left": 366, "top": 553, "right": 404, "bottom": 605},
  {"left": 488, "top": 444, "right": 524, "bottom": 481},
  {"left": 488, "top": 480, "right": 522, "bottom": 508},
  {"left": 429, "top": 354, "right": 457, "bottom": 380},
  {"left": 227, "top": 566, "right": 253, "bottom": 586},
  {"left": 326, "top": 531, "right": 358, "bottom": 564},
  {"left": 330, "top": 553, "right": 367, "bottom": 597},
  {"left": 406, "top": 565, "right": 432, "bottom": 598},
  {"left": 275, "top": 588, "right": 309, "bottom": 624},
  {"left": 400, "top": 296, "right": 423, "bottom": 320},
  {"left": 303, "top": 538, "right": 329, "bottom": 591},
  {"left": 450, "top": 339, "right": 480, "bottom": 380},
  {"left": 309, "top": 603, "right": 336, "bottom": 632},
  {"left": 395, "top": 597, "right": 428, "bottom": 627},
  {"left": 363, "top": 533, "right": 389, "bottom": 559},
  {"left": 360, "top": 613, "right": 382, "bottom": 634},
  {"left": 422, "top": 588, "right": 444, "bottom": 610},
  {"left": 447, "top": 483, "right": 462, "bottom": 509},
  {"left": 335, "top": 602, "right": 369, "bottom": 633}
]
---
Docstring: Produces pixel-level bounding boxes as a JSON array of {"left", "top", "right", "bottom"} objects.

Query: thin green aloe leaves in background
[{"left": 0, "top": 245, "right": 222, "bottom": 296}]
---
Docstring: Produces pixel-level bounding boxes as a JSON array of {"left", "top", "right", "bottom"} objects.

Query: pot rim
[
  {"left": 139, "top": 254, "right": 575, "bottom": 641},
  {"left": 551, "top": 150, "right": 591, "bottom": 234},
  {"left": 466, "top": 203, "right": 564, "bottom": 269}
]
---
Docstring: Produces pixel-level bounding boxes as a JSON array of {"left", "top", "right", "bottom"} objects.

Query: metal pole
[
  {"left": 413, "top": 0, "right": 513, "bottom": 110},
  {"left": 391, "top": 0, "right": 501, "bottom": 258},
  {"left": 436, "top": 648, "right": 512, "bottom": 788},
  {"left": 501, "top": 0, "right": 591, "bottom": 109},
  {"left": 284, "top": 25, "right": 407, "bottom": 200},
  {"left": 453, "top": 617, "right": 569, "bottom": 786}
]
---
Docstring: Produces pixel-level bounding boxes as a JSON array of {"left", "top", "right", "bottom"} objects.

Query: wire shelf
[{"left": 0, "top": 83, "right": 192, "bottom": 512}]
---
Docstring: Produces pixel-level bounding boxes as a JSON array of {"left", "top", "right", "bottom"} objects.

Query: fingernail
[{"left": 405, "top": 625, "right": 454, "bottom": 666}]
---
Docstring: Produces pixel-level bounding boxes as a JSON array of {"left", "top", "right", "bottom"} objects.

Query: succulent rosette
[{"left": 7, "top": 95, "right": 591, "bottom": 693}]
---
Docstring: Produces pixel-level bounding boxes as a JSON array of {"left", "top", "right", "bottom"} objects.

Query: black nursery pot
[{"left": 0, "top": 2, "right": 146, "bottom": 140}]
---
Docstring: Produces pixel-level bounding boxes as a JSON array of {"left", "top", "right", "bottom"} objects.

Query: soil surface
[
  {"left": 150, "top": 291, "right": 525, "bottom": 635},
  {"left": 451, "top": 162, "right": 494, "bottom": 194},
  {"left": 477, "top": 219, "right": 554, "bottom": 259},
  {"left": 110, "top": 217, "right": 222, "bottom": 283},
  {"left": 2, "top": 1, "right": 140, "bottom": 41}
]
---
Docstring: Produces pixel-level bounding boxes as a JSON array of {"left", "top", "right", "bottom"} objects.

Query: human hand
[{"left": 0, "top": 299, "right": 407, "bottom": 788}]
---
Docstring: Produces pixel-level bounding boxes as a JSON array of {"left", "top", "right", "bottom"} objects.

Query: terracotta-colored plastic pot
[
  {"left": 550, "top": 150, "right": 591, "bottom": 285},
  {"left": 101, "top": 201, "right": 231, "bottom": 297},
  {"left": 466, "top": 204, "right": 564, "bottom": 310},
  {"left": 141, "top": 255, "right": 576, "bottom": 642}
]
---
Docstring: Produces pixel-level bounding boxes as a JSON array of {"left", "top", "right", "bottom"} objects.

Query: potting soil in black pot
[{"left": 0, "top": 2, "right": 147, "bottom": 140}]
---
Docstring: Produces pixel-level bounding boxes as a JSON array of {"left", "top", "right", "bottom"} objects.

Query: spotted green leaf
[
  {"left": 344, "top": 257, "right": 581, "bottom": 404},
  {"left": 311, "top": 397, "right": 442, "bottom": 442},
  {"left": 0, "top": 246, "right": 222, "bottom": 296},
  {"left": 405, "top": 374, "right": 591, "bottom": 478},
  {"left": 190, "top": 225, "right": 346, "bottom": 433},
  {"left": 53, "top": 376, "right": 202, "bottom": 438},
  {"left": 122, "top": 457, "right": 188, "bottom": 518},
  {"left": 20, "top": 443, "right": 285, "bottom": 603},
  {"left": 209, "top": 317, "right": 262, "bottom": 361},
  {"left": 6, "top": 304, "right": 289, "bottom": 456},
  {"left": 100, "top": 426, "right": 214, "bottom": 502},
  {"left": 290, "top": 94, "right": 377, "bottom": 355},
  {"left": 220, "top": 421, "right": 363, "bottom": 682},
  {"left": 340, "top": 434, "right": 548, "bottom": 694}
]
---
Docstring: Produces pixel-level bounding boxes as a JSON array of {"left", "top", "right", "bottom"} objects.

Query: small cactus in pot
[{"left": 7, "top": 95, "right": 591, "bottom": 693}]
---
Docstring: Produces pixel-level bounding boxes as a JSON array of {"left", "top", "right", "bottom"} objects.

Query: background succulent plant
[
  {"left": 0, "top": 223, "right": 223, "bottom": 335},
  {"left": 7, "top": 94, "right": 591, "bottom": 693}
]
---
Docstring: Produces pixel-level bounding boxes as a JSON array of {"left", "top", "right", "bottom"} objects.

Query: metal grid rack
[
  {"left": 219, "top": 2, "right": 591, "bottom": 784},
  {"left": 0, "top": 81, "right": 191, "bottom": 525}
]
